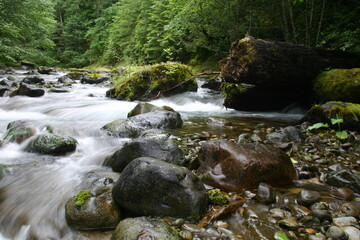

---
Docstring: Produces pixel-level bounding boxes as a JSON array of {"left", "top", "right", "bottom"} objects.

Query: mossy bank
[{"left": 106, "top": 62, "right": 197, "bottom": 101}]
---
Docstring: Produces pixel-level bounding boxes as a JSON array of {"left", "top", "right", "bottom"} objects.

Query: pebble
[
  {"left": 296, "top": 189, "right": 322, "bottom": 207},
  {"left": 308, "top": 233, "right": 326, "bottom": 240},
  {"left": 341, "top": 203, "right": 359, "bottom": 217},
  {"left": 278, "top": 217, "right": 300, "bottom": 228},
  {"left": 326, "top": 226, "right": 349, "bottom": 240},
  {"left": 342, "top": 226, "right": 360, "bottom": 240},
  {"left": 333, "top": 217, "right": 358, "bottom": 227},
  {"left": 330, "top": 187, "right": 355, "bottom": 201},
  {"left": 179, "top": 230, "right": 193, "bottom": 240},
  {"left": 256, "top": 183, "right": 276, "bottom": 204},
  {"left": 309, "top": 209, "right": 332, "bottom": 222}
]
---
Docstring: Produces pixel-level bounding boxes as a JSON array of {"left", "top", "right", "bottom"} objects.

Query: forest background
[{"left": 0, "top": 0, "right": 359, "bottom": 69}]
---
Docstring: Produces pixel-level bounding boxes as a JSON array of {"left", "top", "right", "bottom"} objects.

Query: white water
[{"left": 0, "top": 70, "right": 303, "bottom": 239}]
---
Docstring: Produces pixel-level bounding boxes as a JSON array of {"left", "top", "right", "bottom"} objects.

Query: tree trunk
[{"left": 219, "top": 36, "right": 360, "bottom": 111}]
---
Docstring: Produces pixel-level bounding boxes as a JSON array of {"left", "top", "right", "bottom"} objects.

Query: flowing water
[{"left": 0, "top": 70, "right": 303, "bottom": 239}]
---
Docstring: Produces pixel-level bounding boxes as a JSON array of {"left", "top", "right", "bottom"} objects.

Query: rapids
[{"left": 0, "top": 70, "right": 303, "bottom": 239}]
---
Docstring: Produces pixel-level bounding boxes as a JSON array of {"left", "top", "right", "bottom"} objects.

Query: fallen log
[{"left": 220, "top": 36, "right": 360, "bottom": 111}]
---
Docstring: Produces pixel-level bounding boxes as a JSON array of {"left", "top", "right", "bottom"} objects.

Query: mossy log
[
  {"left": 220, "top": 36, "right": 360, "bottom": 111},
  {"left": 221, "top": 36, "right": 360, "bottom": 85}
]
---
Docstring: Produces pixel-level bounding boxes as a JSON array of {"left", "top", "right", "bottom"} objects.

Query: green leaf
[
  {"left": 307, "top": 123, "right": 329, "bottom": 131},
  {"left": 331, "top": 117, "right": 343, "bottom": 125},
  {"left": 274, "top": 232, "right": 290, "bottom": 240},
  {"left": 336, "top": 131, "right": 348, "bottom": 139}
]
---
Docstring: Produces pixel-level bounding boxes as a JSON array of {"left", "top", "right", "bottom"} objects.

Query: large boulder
[
  {"left": 312, "top": 68, "right": 360, "bottom": 103},
  {"left": 102, "top": 110, "right": 183, "bottom": 138},
  {"left": 0, "top": 86, "right": 9, "bottom": 97},
  {"left": 106, "top": 62, "right": 197, "bottom": 101},
  {"left": 10, "top": 83, "right": 45, "bottom": 97},
  {"left": 21, "top": 76, "right": 45, "bottom": 85},
  {"left": 65, "top": 186, "right": 121, "bottom": 231},
  {"left": 25, "top": 133, "right": 77, "bottom": 155},
  {"left": 197, "top": 140, "right": 296, "bottom": 191},
  {"left": 103, "top": 139, "right": 184, "bottom": 172},
  {"left": 127, "top": 102, "right": 174, "bottom": 118},
  {"left": 112, "top": 157, "right": 208, "bottom": 218},
  {"left": 302, "top": 101, "right": 360, "bottom": 131},
  {"left": 111, "top": 217, "right": 180, "bottom": 240}
]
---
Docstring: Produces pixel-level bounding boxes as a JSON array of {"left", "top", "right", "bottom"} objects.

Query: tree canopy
[{"left": 0, "top": 0, "right": 359, "bottom": 67}]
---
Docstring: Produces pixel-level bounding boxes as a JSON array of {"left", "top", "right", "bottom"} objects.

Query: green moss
[
  {"left": 75, "top": 190, "right": 92, "bottom": 206},
  {"left": 313, "top": 68, "right": 360, "bottom": 103},
  {"left": 220, "top": 83, "right": 247, "bottom": 107},
  {"left": 109, "top": 62, "right": 196, "bottom": 101},
  {"left": 309, "top": 101, "right": 360, "bottom": 122},
  {"left": 86, "top": 73, "right": 104, "bottom": 79},
  {"left": 208, "top": 188, "right": 230, "bottom": 205},
  {"left": 66, "top": 71, "right": 85, "bottom": 80}
]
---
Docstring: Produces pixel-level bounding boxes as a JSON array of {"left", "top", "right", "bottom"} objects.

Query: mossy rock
[
  {"left": 313, "top": 68, "right": 360, "bottom": 103},
  {"left": 2, "top": 125, "right": 36, "bottom": 144},
  {"left": 303, "top": 101, "right": 360, "bottom": 131},
  {"left": 127, "top": 102, "right": 174, "bottom": 118},
  {"left": 107, "top": 62, "right": 197, "bottom": 101},
  {"left": 25, "top": 133, "right": 77, "bottom": 155},
  {"left": 65, "top": 186, "right": 121, "bottom": 231},
  {"left": 66, "top": 71, "right": 86, "bottom": 80}
]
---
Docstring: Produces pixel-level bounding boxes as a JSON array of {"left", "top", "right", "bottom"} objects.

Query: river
[{"left": 0, "top": 69, "right": 303, "bottom": 239}]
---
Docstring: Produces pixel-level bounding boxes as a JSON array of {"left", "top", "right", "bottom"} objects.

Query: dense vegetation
[{"left": 0, "top": 0, "right": 359, "bottom": 67}]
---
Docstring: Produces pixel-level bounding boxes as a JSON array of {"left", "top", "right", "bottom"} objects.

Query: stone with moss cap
[
  {"left": 106, "top": 62, "right": 197, "bottom": 101},
  {"left": 303, "top": 101, "right": 360, "bottom": 131},
  {"left": 312, "top": 68, "right": 360, "bottom": 103},
  {"left": 127, "top": 102, "right": 174, "bottom": 118},
  {"left": 25, "top": 133, "right": 77, "bottom": 155}
]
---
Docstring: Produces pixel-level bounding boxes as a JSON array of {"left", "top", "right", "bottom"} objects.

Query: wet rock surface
[
  {"left": 103, "top": 138, "right": 183, "bottom": 172},
  {"left": 197, "top": 140, "right": 296, "bottom": 191},
  {"left": 102, "top": 110, "right": 183, "bottom": 138},
  {"left": 112, "top": 157, "right": 208, "bottom": 218}
]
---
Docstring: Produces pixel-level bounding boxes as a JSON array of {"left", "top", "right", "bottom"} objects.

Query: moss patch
[
  {"left": 108, "top": 62, "right": 196, "bottom": 101},
  {"left": 75, "top": 190, "right": 92, "bottom": 206},
  {"left": 312, "top": 68, "right": 360, "bottom": 103},
  {"left": 208, "top": 188, "right": 230, "bottom": 205}
]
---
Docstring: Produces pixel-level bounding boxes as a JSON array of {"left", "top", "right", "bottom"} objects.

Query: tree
[{"left": 0, "top": 0, "right": 56, "bottom": 66}]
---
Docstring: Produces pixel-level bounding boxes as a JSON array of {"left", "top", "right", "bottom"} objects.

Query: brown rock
[{"left": 197, "top": 140, "right": 296, "bottom": 191}]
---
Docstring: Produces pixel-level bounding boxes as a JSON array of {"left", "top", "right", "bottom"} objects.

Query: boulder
[
  {"left": 0, "top": 79, "right": 17, "bottom": 88},
  {"left": 106, "top": 62, "right": 197, "bottom": 101},
  {"left": 10, "top": 83, "right": 45, "bottom": 97},
  {"left": 102, "top": 110, "right": 183, "bottom": 138},
  {"left": 302, "top": 101, "right": 360, "bottom": 131},
  {"left": 2, "top": 123, "right": 36, "bottom": 144},
  {"left": 127, "top": 102, "right": 174, "bottom": 118},
  {"left": 312, "top": 68, "right": 360, "bottom": 103},
  {"left": 65, "top": 186, "right": 121, "bottom": 231},
  {"left": 197, "top": 140, "right": 296, "bottom": 191},
  {"left": 103, "top": 139, "right": 183, "bottom": 172},
  {"left": 37, "top": 67, "right": 54, "bottom": 74},
  {"left": 80, "top": 74, "right": 110, "bottom": 84},
  {"left": 112, "top": 157, "right": 207, "bottom": 218},
  {"left": 25, "top": 133, "right": 77, "bottom": 155},
  {"left": 21, "top": 76, "right": 45, "bottom": 85},
  {"left": 111, "top": 217, "right": 180, "bottom": 240},
  {"left": 201, "top": 76, "right": 223, "bottom": 91}
]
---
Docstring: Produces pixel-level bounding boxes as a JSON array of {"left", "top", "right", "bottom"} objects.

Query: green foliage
[
  {"left": 274, "top": 232, "right": 290, "bottom": 240},
  {"left": 75, "top": 190, "right": 91, "bottom": 206},
  {"left": 0, "top": 0, "right": 56, "bottom": 66},
  {"left": 207, "top": 188, "right": 230, "bottom": 205},
  {"left": 307, "top": 122, "right": 329, "bottom": 131}
]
